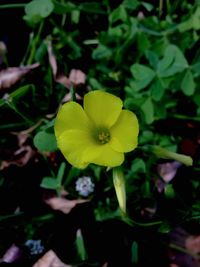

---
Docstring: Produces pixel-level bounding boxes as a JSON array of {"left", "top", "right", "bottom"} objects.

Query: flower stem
[{"left": 27, "top": 21, "right": 44, "bottom": 65}]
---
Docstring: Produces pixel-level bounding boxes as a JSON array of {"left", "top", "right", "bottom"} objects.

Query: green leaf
[
  {"left": 33, "top": 131, "right": 57, "bottom": 152},
  {"left": 157, "top": 45, "right": 188, "bottom": 77},
  {"left": 145, "top": 50, "right": 159, "bottom": 69},
  {"left": 76, "top": 229, "right": 87, "bottom": 261},
  {"left": 131, "top": 241, "right": 138, "bottom": 264},
  {"left": 79, "top": 2, "right": 106, "bottom": 14},
  {"left": 178, "top": 6, "right": 200, "bottom": 32},
  {"left": 150, "top": 78, "right": 165, "bottom": 101},
  {"left": 92, "top": 44, "right": 112, "bottom": 60},
  {"left": 164, "top": 184, "right": 175, "bottom": 199},
  {"left": 193, "top": 94, "right": 200, "bottom": 106},
  {"left": 40, "top": 177, "right": 59, "bottom": 189},
  {"left": 181, "top": 70, "right": 196, "bottom": 96},
  {"left": 191, "top": 62, "right": 200, "bottom": 75},
  {"left": 71, "top": 10, "right": 80, "bottom": 24},
  {"left": 131, "top": 158, "right": 146, "bottom": 173},
  {"left": 57, "top": 162, "right": 66, "bottom": 184},
  {"left": 158, "top": 221, "right": 171, "bottom": 233},
  {"left": 139, "top": 130, "right": 154, "bottom": 144},
  {"left": 141, "top": 97, "right": 154, "bottom": 124},
  {"left": 53, "top": 1, "right": 75, "bottom": 14},
  {"left": 123, "top": 0, "right": 139, "bottom": 10},
  {"left": 89, "top": 78, "right": 102, "bottom": 89},
  {"left": 137, "top": 32, "right": 150, "bottom": 53},
  {"left": 24, "top": 0, "right": 54, "bottom": 20},
  {"left": 109, "top": 5, "right": 127, "bottom": 23},
  {"left": 130, "top": 64, "right": 155, "bottom": 90},
  {"left": 141, "top": 2, "right": 154, "bottom": 11}
]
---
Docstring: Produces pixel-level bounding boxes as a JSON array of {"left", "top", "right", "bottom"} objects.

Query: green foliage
[
  {"left": 33, "top": 130, "right": 57, "bottom": 152},
  {"left": 40, "top": 162, "right": 66, "bottom": 193},
  {"left": 24, "top": 0, "right": 54, "bottom": 26}
]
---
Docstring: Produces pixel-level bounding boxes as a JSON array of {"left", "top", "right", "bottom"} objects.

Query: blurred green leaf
[
  {"left": 164, "top": 184, "right": 176, "bottom": 199},
  {"left": 150, "top": 78, "right": 165, "bottom": 101},
  {"left": 76, "top": 229, "right": 87, "bottom": 261},
  {"left": 130, "top": 64, "right": 155, "bottom": 90},
  {"left": 57, "top": 162, "right": 66, "bottom": 184},
  {"left": 139, "top": 130, "right": 154, "bottom": 144},
  {"left": 123, "top": 0, "right": 139, "bottom": 10},
  {"left": 157, "top": 45, "right": 188, "bottom": 77},
  {"left": 131, "top": 158, "right": 146, "bottom": 173},
  {"left": 158, "top": 221, "right": 171, "bottom": 233},
  {"left": 92, "top": 44, "right": 112, "bottom": 59},
  {"left": 71, "top": 10, "right": 80, "bottom": 24},
  {"left": 24, "top": 0, "right": 54, "bottom": 24},
  {"left": 178, "top": 6, "right": 200, "bottom": 32},
  {"left": 141, "top": 97, "right": 154, "bottom": 124},
  {"left": 40, "top": 177, "right": 59, "bottom": 189},
  {"left": 33, "top": 131, "right": 57, "bottom": 152},
  {"left": 53, "top": 1, "right": 75, "bottom": 14},
  {"left": 109, "top": 5, "right": 128, "bottom": 23},
  {"left": 181, "top": 70, "right": 196, "bottom": 96},
  {"left": 131, "top": 241, "right": 138, "bottom": 264}
]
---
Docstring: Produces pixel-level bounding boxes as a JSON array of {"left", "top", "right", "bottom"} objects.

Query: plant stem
[
  {"left": 0, "top": 3, "right": 25, "bottom": 9},
  {"left": 169, "top": 243, "right": 200, "bottom": 260},
  {"left": 27, "top": 21, "right": 44, "bottom": 65},
  {"left": 7, "top": 101, "right": 32, "bottom": 125}
]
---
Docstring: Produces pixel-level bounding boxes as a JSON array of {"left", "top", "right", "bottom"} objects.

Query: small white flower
[{"left": 75, "top": 176, "right": 95, "bottom": 197}]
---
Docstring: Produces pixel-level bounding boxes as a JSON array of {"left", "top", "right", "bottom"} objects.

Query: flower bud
[{"left": 113, "top": 167, "right": 126, "bottom": 214}]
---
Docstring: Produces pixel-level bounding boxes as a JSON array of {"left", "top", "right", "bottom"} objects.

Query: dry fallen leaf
[
  {"left": 0, "top": 132, "right": 35, "bottom": 170},
  {"left": 47, "top": 41, "right": 71, "bottom": 89},
  {"left": 186, "top": 236, "right": 200, "bottom": 255},
  {"left": 32, "top": 250, "right": 72, "bottom": 267},
  {"left": 0, "top": 63, "right": 40, "bottom": 90},
  {"left": 69, "top": 69, "right": 86, "bottom": 86},
  {"left": 169, "top": 228, "right": 200, "bottom": 267},
  {"left": 61, "top": 92, "right": 82, "bottom": 104},
  {"left": 47, "top": 40, "right": 86, "bottom": 97},
  {"left": 0, "top": 145, "right": 35, "bottom": 170},
  {"left": 44, "top": 195, "right": 88, "bottom": 214},
  {"left": 55, "top": 74, "right": 71, "bottom": 89},
  {"left": 0, "top": 244, "right": 22, "bottom": 263}
]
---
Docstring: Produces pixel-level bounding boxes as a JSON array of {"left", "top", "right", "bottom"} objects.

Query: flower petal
[
  {"left": 56, "top": 129, "right": 94, "bottom": 169},
  {"left": 54, "top": 101, "right": 92, "bottom": 140},
  {"left": 110, "top": 110, "right": 139, "bottom": 152},
  {"left": 57, "top": 129, "right": 123, "bottom": 168},
  {"left": 83, "top": 144, "right": 124, "bottom": 167},
  {"left": 84, "top": 90, "right": 123, "bottom": 128}
]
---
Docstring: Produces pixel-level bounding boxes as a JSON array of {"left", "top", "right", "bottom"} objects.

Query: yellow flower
[{"left": 54, "top": 90, "right": 139, "bottom": 169}]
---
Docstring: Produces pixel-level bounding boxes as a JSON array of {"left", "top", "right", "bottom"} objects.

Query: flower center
[
  {"left": 98, "top": 131, "right": 110, "bottom": 144},
  {"left": 93, "top": 128, "right": 110, "bottom": 144}
]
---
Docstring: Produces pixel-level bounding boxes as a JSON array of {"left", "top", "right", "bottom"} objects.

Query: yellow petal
[
  {"left": 84, "top": 90, "right": 123, "bottom": 128},
  {"left": 56, "top": 129, "right": 94, "bottom": 169},
  {"left": 83, "top": 144, "right": 124, "bottom": 167},
  {"left": 110, "top": 110, "right": 139, "bottom": 152},
  {"left": 54, "top": 101, "right": 92, "bottom": 140},
  {"left": 57, "top": 128, "right": 124, "bottom": 168}
]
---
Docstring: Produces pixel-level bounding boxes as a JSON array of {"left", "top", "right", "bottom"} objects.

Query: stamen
[{"left": 98, "top": 131, "right": 110, "bottom": 144}]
